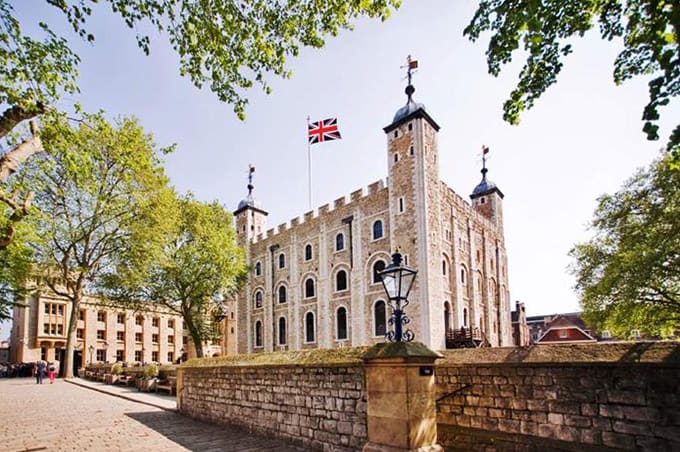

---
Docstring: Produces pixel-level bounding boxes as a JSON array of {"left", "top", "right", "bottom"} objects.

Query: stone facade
[
  {"left": 232, "top": 84, "right": 512, "bottom": 353},
  {"left": 436, "top": 343, "right": 680, "bottom": 451},
  {"left": 10, "top": 291, "right": 184, "bottom": 368},
  {"left": 179, "top": 361, "right": 367, "bottom": 451}
]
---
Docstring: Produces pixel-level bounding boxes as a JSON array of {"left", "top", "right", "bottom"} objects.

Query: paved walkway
[
  {"left": 0, "top": 378, "right": 303, "bottom": 451},
  {"left": 66, "top": 377, "right": 178, "bottom": 411}
]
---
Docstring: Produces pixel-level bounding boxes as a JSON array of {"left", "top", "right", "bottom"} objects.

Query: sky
[{"left": 3, "top": 0, "right": 677, "bottom": 340}]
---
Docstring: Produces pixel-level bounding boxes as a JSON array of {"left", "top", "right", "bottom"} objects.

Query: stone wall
[
  {"left": 436, "top": 343, "right": 680, "bottom": 451},
  {"left": 178, "top": 351, "right": 367, "bottom": 451}
]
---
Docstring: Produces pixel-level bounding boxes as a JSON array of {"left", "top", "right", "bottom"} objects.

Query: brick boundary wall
[
  {"left": 179, "top": 361, "right": 367, "bottom": 451},
  {"left": 436, "top": 343, "right": 680, "bottom": 451}
]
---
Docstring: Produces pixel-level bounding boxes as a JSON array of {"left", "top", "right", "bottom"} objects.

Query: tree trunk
[{"left": 63, "top": 295, "right": 81, "bottom": 379}]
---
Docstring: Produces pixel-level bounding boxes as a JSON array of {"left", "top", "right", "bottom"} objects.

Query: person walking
[
  {"left": 35, "top": 360, "right": 46, "bottom": 384},
  {"left": 47, "top": 362, "right": 57, "bottom": 384}
]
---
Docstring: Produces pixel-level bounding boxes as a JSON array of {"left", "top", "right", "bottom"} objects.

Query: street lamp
[
  {"left": 377, "top": 251, "right": 418, "bottom": 342},
  {"left": 179, "top": 348, "right": 185, "bottom": 364},
  {"left": 88, "top": 345, "right": 94, "bottom": 364}
]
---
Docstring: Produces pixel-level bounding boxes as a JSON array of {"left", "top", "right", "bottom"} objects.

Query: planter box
[
  {"left": 105, "top": 374, "right": 120, "bottom": 385},
  {"left": 138, "top": 378, "right": 157, "bottom": 392}
]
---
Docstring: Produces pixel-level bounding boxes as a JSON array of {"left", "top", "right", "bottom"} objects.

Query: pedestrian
[
  {"left": 35, "top": 360, "right": 46, "bottom": 384},
  {"left": 47, "top": 362, "right": 57, "bottom": 384}
]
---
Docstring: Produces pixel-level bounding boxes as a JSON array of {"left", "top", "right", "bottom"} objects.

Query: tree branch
[
  {"left": 0, "top": 103, "right": 45, "bottom": 139},
  {"left": 0, "top": 120, "right": 43, "bottom": 182}
]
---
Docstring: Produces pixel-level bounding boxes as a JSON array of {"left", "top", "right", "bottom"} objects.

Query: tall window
[
  {"left": 463, "top": 308, "right": 469, "bottom": 327},
  {"left": 460, "top": 266, "right": 466, "bottom": 284},
  {"left": 305, "top": 244, "right": 313, "bottom": 261},
  {"left": 278, "top": 317, "right": 287, "bottom": 345},
  {"left": 135, "top": 315, "right": 144, "bottom": 326},
  {"left": 374, "top": 300, "right": 386, "bottom": 336},
  {"left": 336, "top": 233, "right": 344, "bottom": 251},
  {"left": 255, "top": 321, "right": 263, "bottom": 347},
  {"left": 116, "top": 331, "right": 124, "bottom": 341},
  {"left": 442, "top": 260, "right": 447, "bottom": 275},
  {"left": 117, "top": 313, "right": 125, "bottom": 324},
  {"left": 278, "top": 285, "right": 287, "bottom": 304},
  {"left": 337, "top": 307, "right": 348, "bottom": 340},
  {"left": 336, "top": 270, "right": 348, "bottom": 291},
  {"left": 444, "top": 302, "right": 451, "bottom": 331},
  {"left": 305, "top": 312, "right": 315, "bottom": 343},
  {"left": 97, "top": 311, "right": 105, "bottom": 322},
  {"left": 254, "top": 290, "right": 263, "bottom": 308},
  {"left": 152, "top": 317, "right": 160, "bottom": 327},
  {"left": 304, "top": 278, "right": 315, "bottom": 298},
  {"left": 372, "top": 220, "right": 383, "bottom": 240},
  {"left": 255, "top": 261, "right": 262, "bottom": 276},
  {"left": 279, "top": 253, "right": 286, "bottom": 269},
  {"left": 372, "top": 260, "right": 386, "bottom": 284}
]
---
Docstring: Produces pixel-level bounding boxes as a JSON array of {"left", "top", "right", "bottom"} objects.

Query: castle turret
[
  {"left": 470, "top": 147, "right": 504, "bottom": 235},
  {"left": 383, "top": 56, "right": 445, "bottom": 349},
  {"left": 234, "top": 165, "right": 268, "bottom": 244}
]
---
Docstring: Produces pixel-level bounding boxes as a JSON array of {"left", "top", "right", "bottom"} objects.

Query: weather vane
[
  {"left": 247, "top": 164, "right": 255, "bottom": 194},
  {"left": 401, "top": 55, "right": 418, "bottom": 86}
]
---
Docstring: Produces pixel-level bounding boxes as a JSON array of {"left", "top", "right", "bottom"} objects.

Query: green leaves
[
  {"left": 466, "top": 0, "right": 680, "bottom": 159},
  {"left": 39, "top": 0, "right": 399, "bottom": 120},
  {"left": 102, "top": 192, "right": 247, "bottom": 358},
  {"left": 569, "top": 153, "right": 680, "bottom": 337},
  {"left": 0, "top": 0, "right": 79, "bottom": 113}
]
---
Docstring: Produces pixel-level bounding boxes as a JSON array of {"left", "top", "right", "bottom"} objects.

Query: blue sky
[{"left": 2, "top": 1, "right": 676, "bottom": 339}]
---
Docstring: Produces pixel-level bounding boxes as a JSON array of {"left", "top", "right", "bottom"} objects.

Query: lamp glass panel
[{"left": 381, "top": 273, "right": 397, "bottom": 299}]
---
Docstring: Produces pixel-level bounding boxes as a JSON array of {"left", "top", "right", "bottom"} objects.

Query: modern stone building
[
  {"left": 231, "top": 79, "right": 512, "bottom": 353},
  {"left": 9, "top": 290, "right": 184, "bottom": 373}
]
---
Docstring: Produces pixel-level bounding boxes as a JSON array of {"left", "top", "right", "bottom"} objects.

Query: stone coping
[
  {"left": 182, "top": 346, "right": 371, "bottom": 368},
  {"left": 439, "top": 342, "right": 680, "bottom": 366},
  {"left": 362, "top": 341, "right": 443, "bottom": 360}
]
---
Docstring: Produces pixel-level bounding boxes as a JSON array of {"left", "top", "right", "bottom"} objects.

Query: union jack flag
[{"left": 308, "top": 117, "right": 342, "bottom": 145}]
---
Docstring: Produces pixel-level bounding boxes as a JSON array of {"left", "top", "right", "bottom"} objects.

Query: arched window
[
  {"left": 304, "top": 278, "right": 315, "bottom": 298},
  {"left": 278, "top": 317, "right": 287, "bottom": 345},
  {"left": 374, "top": 300, "right": 386, "bottom": 336},
  {"left": 336, "top": 233, "right": 344, "bottom": 251},
  {"left": 336, "top": 270, "right": 348, "bottom": 291},
  {"left": 254, "top": 321, "right": 262, "bottom": 347},
  {"left": 442, "top": 260, "right": 447, "bottom": 275},
  {"left": 304, "top": 244, "right": 313, "bottom": 261},
  {"left": 460, "top": 266, "right": 466, "bottom": 284},
  {"left": 444, "top": 302, "right": 451, "bottom": 331},
  {"left": 254, "top": 290, "right": 263, "bottom": 309},
  {"left": 372, "top": 260, "right": 386, "bottom": 284},
  {"left": 255, "top": 261, "right": 262, "bottom": 276},
  {"left": 372, "top": 220, "right": 383, "bottom": 240},
  {"left": 305, "top": 312, "right": 315, "bottom": 343},
  {"left": 278, "top": 286, "right": 287, "bottom": 304},
  {"left": 278, "top": 253, "right": 285, "bottom": 269},
  {"left": 337, "top": 307, "right": 348, "bottom": 340}
]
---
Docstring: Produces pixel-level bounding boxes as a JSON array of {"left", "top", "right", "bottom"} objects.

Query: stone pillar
[{"left": 363, "top": 342, "right": 443, "bottom": 452}]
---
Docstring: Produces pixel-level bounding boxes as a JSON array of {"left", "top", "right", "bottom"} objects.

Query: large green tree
[
  {"left": 465, "top": 0, "right": 680, "bottom": 159},
  {"left": 0, "top": 0, "right": 400, "bottom": 249},
  {"left": 570, "top": 153, "right": 680, "bottom": 337},
  {"left": 103, "top": 194, "right": 247, "bottom": 358},
  {"left": 1, "top": 111, "right": 173, "bottom": 376}
]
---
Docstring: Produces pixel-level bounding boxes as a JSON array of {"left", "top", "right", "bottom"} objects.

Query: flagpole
[{"left": 307, "top": 115, "right": 312, "bottom": 211}]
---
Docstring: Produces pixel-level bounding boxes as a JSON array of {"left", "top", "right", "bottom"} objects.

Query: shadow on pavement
[{"left": 125, "top": 411, "right": 303, "bottom": 451}]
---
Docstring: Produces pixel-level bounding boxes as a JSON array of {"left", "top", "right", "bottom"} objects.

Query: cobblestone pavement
[{"left": 0, "top": 378, "right": 303, "bottom": 451}]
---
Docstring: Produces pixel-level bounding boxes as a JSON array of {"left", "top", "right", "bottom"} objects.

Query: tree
[
  {"left": 465, "top": 0, "right": 680, "bottom": 159},
  {"left": 570, "top": 153, "right": 680, "bottom": 337},
  {"left": 103, "top": 194, "right": 247, "bottom": 358},
  {"left": 0, "top": 0, "right": 400, "bottom": 248},
  {"left": 1, "top": 111, "right": 173, "bottom": 377}
]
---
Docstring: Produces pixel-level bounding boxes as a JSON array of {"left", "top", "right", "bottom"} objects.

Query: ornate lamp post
[
  {"left": 88, "top": 344, "right": 94, "bottom": 364},
  {"left": 377, "top": 251, "right": 418, "bottom": 342}
]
